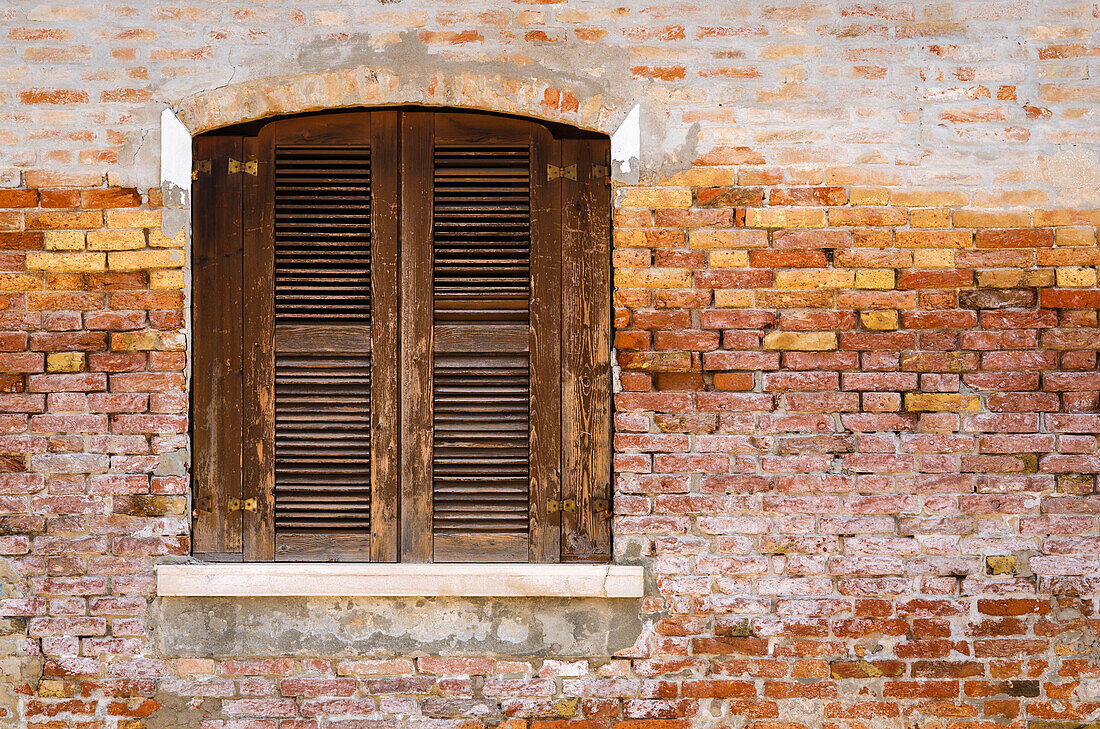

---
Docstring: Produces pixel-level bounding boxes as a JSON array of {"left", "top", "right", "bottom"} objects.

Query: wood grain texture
[
  {"left": 243, "top": 133, "right": 276, "bottom": 561},
  {"left": 370, "top": 110, "right": 400, "bottom": 563},
  {"left": 192, "top": 134, "right": 244, "bottom": 558},
  {"left": 398, "top": 111, "right": 435, "bottom": 563},
  {"left": 561, "top": 138, "right": 613, "bottom": 563},
  {"left": 529, "top": 127, "right": 562, "bottom": 563}
]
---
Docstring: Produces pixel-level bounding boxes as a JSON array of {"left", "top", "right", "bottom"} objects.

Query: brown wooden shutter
[
  {"left": 192, "top": 135, "right": 245, "bottom": 561},
  {"left": 245, "top": 113, "right": 394, "bottom": 562},
  {"left": 560, "top": 138, "right": 613, "bottom": 562},
  {"left": 426, "top": 115, "right": 542, "bottom": 562}
]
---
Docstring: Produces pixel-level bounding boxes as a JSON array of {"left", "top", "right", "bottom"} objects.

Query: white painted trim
[
  {"left": 611, "top": 103, "right": 641, "bottom": 177},
  {"left": 160, "top": 108, "right": 192, "bottom": 193},
  {"left": 157, "top": 563, "right": 644, "bottom": 598}
]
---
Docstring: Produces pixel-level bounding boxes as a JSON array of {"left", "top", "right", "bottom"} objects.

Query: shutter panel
[
  {"left": 561, "top": 138, "right": 613, "bottom": 562},
  {"left": 243, "top": 114, "right": 380, "bottom": 562},
  {"left": 428, "top": 116, "right": 541, "bottom": 562},
  {"left": 192, "top": 135, "right": 244, "bottom": 561},
  {"left": 272, "top": 142, "right": 372, "bottom": 560}
]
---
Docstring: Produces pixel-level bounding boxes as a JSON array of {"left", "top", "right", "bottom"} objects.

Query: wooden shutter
[
  {"left": 195, "top": 110, "right": 610, "bottom": 565},
  {"left": 244, "top": 113, "right": 397, "bottom": 562},
  {"left": 561, "top": 138, "right": 613, "bottom": 561},
  {"left": 192, "top": 135, "right": 245, "bottom": 561},
  {"left": 420, "top": 114, "right": 548, "bottom": 562}
]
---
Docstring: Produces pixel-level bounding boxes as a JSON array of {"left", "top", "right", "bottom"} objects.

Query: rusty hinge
[
  {"left": 546, "top": 498, "right": 576, "bottom": 513},
  {"left": 228, "top": 158, "right": 258, "bottom": 176},
  {"left": 546, "top": 164, "right": 577, "bottom": 181},
  {"left": 191, "top": 159, "right": 212, "bottom": 180},
  {"left": 594, "top": 497, "right": 613, "bottom": 520},
  {"left": 227, "top": 497, "right": 257, "bottom": 513},
  {"left": 191, "top": 494, "right": 212, "bottom": 518},
  {"left": 591, "top": 164, "right": 610, "bottom": 180}
]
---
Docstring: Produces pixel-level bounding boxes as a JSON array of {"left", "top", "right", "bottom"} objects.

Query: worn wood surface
[
  {"left": 192, "top": 134, "right": 244, "bottom": 558},
  {"left": 561, "top": 137, "right": 613, "bottom": 562},
  {"left": 370, "top": 110, "right": 400, "bottom": 562},
  {"left": 398, "top": 111, "right": 435, "bottom": 563}
]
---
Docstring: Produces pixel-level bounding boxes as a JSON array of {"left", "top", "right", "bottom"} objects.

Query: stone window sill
[{"left": 156, "top": 563, "right": 644, "bottom": 598}]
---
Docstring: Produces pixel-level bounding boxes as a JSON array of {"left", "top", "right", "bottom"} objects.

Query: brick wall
[{"left": 2, "top": 2, "right": 1100, "bottom": 728}]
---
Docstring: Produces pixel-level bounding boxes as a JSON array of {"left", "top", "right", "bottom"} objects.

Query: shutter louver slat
[
  {"left": 431, "top": 142, "right": 532, "bottom": 562},
  {"left": 273, "top": 145, "right": 372, "bottom": 559}
]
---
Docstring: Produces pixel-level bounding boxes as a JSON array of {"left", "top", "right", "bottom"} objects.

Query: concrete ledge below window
[{"left": 156, "top": 563, "right": 644, "bottom": 598}]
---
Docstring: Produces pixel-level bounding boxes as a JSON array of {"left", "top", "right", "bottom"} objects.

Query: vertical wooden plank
[
  {"left": 192, "top": 135, "right": 244, "bottom": 559},
  {"left": 529, "top": 128, "right": 562, "bottom": 563},
  {"left": 399, "top": 111, "right": 434, "bottom": 563},
  {"left": 561, "top": 138, "right": 613, "bottom": 562},
  {"left": 370, "top": 111, "right": 400, "bottom": 562},
  {"left": 243, "top": 134, "right": 276, "bottom": 561}
]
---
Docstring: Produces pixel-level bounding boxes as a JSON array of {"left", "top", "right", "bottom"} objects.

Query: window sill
[{"left": 156, "top": 563, "right": 644, "bottom": 598}]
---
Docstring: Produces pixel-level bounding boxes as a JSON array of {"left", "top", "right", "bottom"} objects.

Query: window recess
[{"left": 191, "top": 109, "right": 611, "bottom": 565}]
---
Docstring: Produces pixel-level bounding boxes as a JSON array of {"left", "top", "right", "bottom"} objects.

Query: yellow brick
[
  {"left": 745, "top": 208, "right": 826, "bottom": 229},
  {"left": 952, "top": 209, "right": 1031, "bottom": 228},
  {"left": 986, "top": 555, "right": 1016, "bottom": 576},
  {"left": 1056, "top": 227, "right": 1097, "bottom": 247},
  {"left": 977, "top": 269, "right": 1054, "bottom": 288},
  {"left": 709, "top": 250, "right": 749, "bottom": 268},
  {"left": 25, "top": 251, "right": 105, "bottom": 272},
  {"left": 913, "top": 249, "right": 955, "bottom": 268},
  {"left": 775, "top": 269, "right": 854, "bottom": 289},
  {"left": 855, "top": 269, "right": 895, "bottom": 289},
  {"left": 660, "top": 167, "right": 738, "bottom": 187},
  {"left": 905, "top": 393, "right": 980, "bottom": 413},
  {"left": 896, "top": 230, "right": 972, "bottom": 249},
  {"left": 37, "top": 680, "right": 71, "bottom": 698},
  {"left": 111, "top": 332, "right": 158, "bottom": 351},
  {"left": 87, "top": 229, "right": 145, "bottom": 251},
  {"left": 613, "top": 268, "right": 692, "bottom": 289},
  {"left": 619, "top": 188, "right": 692, "bottom": 208},
  {"left": 150, "top": 270, "right": 185, "bottom": 289},
  {"left": 1056, "top": 267, "right": 1097, "bottom": 287},
  {"left": 715, "top": 290, "right": 752, "bottom": 307},
  {"left": 108, "top": 249, "right": 185, "bottom": 271},
  {"left": 0, "top": 273, "right": 43, "bottom": 291},
  {"left": 849, "top": 186, "right": 888, "bottom": 205},
  {"left": 763, "top": 331, "right": 837, "bottom": 351},
  {"left": 105, "top": 209, "right": 160, "bottom": 228},
  {"left": 148, "top": 228, "right": 186, "bottom": 248},
  {"left": 44, "top": 230, "right": 85, "bottom": 251},
  {"left": 689, "top": 229, "right": 768, "bottom": 249},
  {"left": 890, "top": 189, "right": 969, "bottom": 207},
  {"left": 909, "top": 208, "right": 951, "bottom": 228},
  {"left": 861, "top": 310, "right": 898, "bottom": 330},
  {"left": 47, "top": 352, "right": 84, "bottom": 373}
]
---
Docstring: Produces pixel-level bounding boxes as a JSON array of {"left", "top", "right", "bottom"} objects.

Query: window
[{"left": 190, "top": 109, "right": 612, "bottom": 564}]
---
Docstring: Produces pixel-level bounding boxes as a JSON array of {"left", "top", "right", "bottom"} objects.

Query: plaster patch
[
  {"left": 161, "top": 109, "right": 192, "bottom": 193},
  {"left": 611, "top": 103, "right": 641, "bottom": 183}
]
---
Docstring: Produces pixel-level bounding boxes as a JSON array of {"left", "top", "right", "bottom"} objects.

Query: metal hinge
[
  {"left": 227, "top": 497, "right": 257, "bottom": 513},
  {"left": 546, "top": 164, "right": 577, "bottom": 181},
  {"left": 191, "top": 494, "right": 212, "bottom": 518},
  {"left": 546, "top": 498, "right": 576, "bottom": 513},
  {"left": 594, "top": 497, "right": 613, "bottom": 520},
  {"left": 591, "top": 164, "right": 610, "bottom": 180},
  {"left": 192, "top": 159, "right": 212, "bottom": 180},
  {"left": 228, "top": 158, "right": 258, "bottom": 176}
]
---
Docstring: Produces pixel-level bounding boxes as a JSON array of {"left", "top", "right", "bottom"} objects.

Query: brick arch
[{"left": 174, "top": 67, "right": 619, "bottom": 137}]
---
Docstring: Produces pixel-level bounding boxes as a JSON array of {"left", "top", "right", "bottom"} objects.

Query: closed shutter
[
  {"left": 191, "top": 135, "right": 244, "bottom": 561},
  {"left": 431, "top": 139, "right": 535, "bottom": 561},
  {"left": 193, "top": 110, "right": 609, "bottom": 564},
  {"left": 271, "top": 143, "right": 373, "bottom": 560}
]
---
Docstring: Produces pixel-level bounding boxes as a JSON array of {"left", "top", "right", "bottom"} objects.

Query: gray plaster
[{"left": 151, "top": 595, "right": 643, "bottom": 658}]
